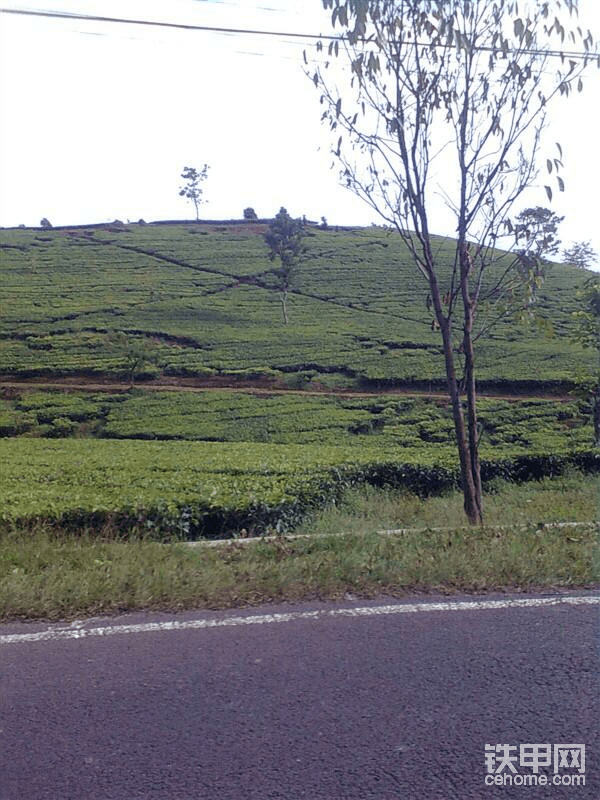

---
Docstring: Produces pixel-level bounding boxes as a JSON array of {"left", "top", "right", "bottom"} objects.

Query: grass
[
  {"left": 1, "top": 473, "right": 597, "bottom": 622},
  {"left": 299, "top": 469, "right": 600, "bottom": 534}
]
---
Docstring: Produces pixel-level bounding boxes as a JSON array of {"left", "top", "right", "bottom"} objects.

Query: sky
[{"left": 1, "top": 0, "right": 599, "bottom": 262}]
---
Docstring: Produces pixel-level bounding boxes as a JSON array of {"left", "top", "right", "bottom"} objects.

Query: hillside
[{"left": 0, "top": 220, "right": 593, "bottom": 391}]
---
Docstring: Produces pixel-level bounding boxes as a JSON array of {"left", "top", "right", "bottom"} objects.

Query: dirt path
[{"left": 0, "top": 375, "right": 573, "bottom": 403}]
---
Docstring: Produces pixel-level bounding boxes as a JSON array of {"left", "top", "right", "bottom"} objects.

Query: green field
[
  {"left": 1, "top": 432, "right": 598, "bottom": 538},
  {"left": 0, "top": 388, "right": 592, "bottom": 448},
  {"left": 1, "top": 221, "right": 598, "bottom": 618},
  {"left": 0, "top": 383, "right": 596, "bottom": 536},
  {"left": 1, "top": 221, "right": 598, "bottom": 540},
  {"left": 2, "top": 478, "right": 598, "bottom": 621},
  {"left": 0, "top": 221, "right": 593, "bottom": 387}
]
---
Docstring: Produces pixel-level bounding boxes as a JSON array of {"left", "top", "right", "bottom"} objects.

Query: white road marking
[{"left": 1, "top": 595, "right": 599, "bottom": 646}]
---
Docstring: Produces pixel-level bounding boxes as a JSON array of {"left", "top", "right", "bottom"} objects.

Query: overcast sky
[{"left": 1, "top": 0, "right": 599, "bottom": 261}]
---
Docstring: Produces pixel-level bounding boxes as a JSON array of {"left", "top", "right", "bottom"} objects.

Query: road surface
[{"left": 1, "top": 593, "right": 598, "bottom": 799}]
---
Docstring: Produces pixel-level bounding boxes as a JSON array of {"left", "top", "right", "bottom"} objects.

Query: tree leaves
[
  {"left": 563, "top": 240, "right": 598, "bottom": 270},
  {"left": 179, "top": 165, "right": 209, "bottom": 221},
  {"left": 264, "top": 208, "right": 308, "bottom": 323},
  {"left": 513, "top": 206, "right": 564, "bottom": 257}
]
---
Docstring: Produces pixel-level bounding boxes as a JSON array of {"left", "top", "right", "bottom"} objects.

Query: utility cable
[
  {"left": 0, "top": 6, "right": 598, "bottom": 61},
  {"left": 0, "top": 7, "right": 335, "bottom": 41}
]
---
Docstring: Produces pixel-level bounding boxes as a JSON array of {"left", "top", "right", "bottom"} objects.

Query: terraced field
[
  {"left": 0, "top": 386, "right": 596, "bottom": 536},
  {"left": 1, "top": 221, "right": 597, "bottom": 538},
  {"left": 0, "top": 221, "right": 593, "bottom": 387},
  {"left": 0, "top": 388, "right": 590, "bottom": 450}
]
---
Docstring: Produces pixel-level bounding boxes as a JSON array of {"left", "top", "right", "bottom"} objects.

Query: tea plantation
[
  {"left": 1, "top": 221, "right": 597, "bottom": 537},
  {"left": 0, "top": 221, "right": 593, "bottom": 386}
]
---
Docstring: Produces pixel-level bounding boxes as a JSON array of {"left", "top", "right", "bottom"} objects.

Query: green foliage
[
  {"left": 264, "top": 207, "right": 306, "bottom": 267},
  {"left": 0, "top": 402, "right": 36, "bottom": 436},
  {"left": 0, "top": 438, "right": 363, "bottom": 537},
  {"left": 1, "top": 389, "right": 591, "bottom": 453},
  {"left": 562, "top": 240, "right": 598, "bottom": 270},
  {"left": 0, "top": 392, "right": 125, "bottom": 438},
  {"left": 571, "top": 276, "right": 600, "bottom": 445},
  {"left": 45, "top": 417, "right": 78, "bottom": 438},
  {"left": 1, "top": 388, "right": 591, "bottom": 537},
  {"left": 572, "top": 277, "right": 600, "bottom": 351},
  {"left": 0, "top": 224, "right": 593, "bottom": 385},
  {"left": 513, "top": 207, "right": 564, "bottom": 260},
  {"left": 179, "top": 164, "right": 209, "bottom": 221},
  {"left": 264, "top": 207, "right": 308, "bottom": 324},
  {"left": 108, "top": 332, "right": 162, "bottom": 384},
  {"left": 1, "top": 435, "right": 597, "bottom": 539}
]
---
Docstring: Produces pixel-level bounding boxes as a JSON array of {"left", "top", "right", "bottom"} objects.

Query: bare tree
[{"left": 310, "top": 0, "right": 596, "bottom": 524}]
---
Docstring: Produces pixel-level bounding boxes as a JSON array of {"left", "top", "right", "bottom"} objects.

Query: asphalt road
[{"left": 1, "top": 593, "right": 598, "bottom": 800}]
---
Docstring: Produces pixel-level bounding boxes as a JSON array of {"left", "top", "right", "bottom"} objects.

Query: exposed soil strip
[{"left": 0, "top": 375, "right": 573, "bottom": 403}]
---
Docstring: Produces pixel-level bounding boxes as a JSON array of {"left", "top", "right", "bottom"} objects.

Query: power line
[
  {"left": 0, "top": 7, "right": 335, "bottom": 41},
  {"left": 0, "top": 6, "right": 597, "bottom": 61}
]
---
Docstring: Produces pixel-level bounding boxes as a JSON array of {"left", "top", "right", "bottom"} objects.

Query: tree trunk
[
  {"left": 462, "top": 334, "right": 483, "bottom": 523},
  {"left": 428, "top": 254, "right": 483, "bottom": 526},
  {"left": 593, "top": 386, "right": 600, "bottom": 448},
  {"left": 459, "top": 248, "right": 483, "bottom": 523},
  {"left": 281, "top": 290, "right": 289, "bottom": 325},
  {"left": 439, "top": 319, "right": 483, "bottom": 525}
]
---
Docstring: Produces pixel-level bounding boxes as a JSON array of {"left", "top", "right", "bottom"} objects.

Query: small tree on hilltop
[
  {"left": 264, "top": 207, "right": 307, "bottom": 324},
  {"left": 243, "top": 207, "right": 258, "bottom": 221},
  {"left": 311, "top": 0, "right": 597, "bottom": 524},
  {"left": 513, "top": 207, "right": 564, "bottom": 262},
  {"left": 563, "top": 240, "right": 598, "bottom": 270},
  {"left": 179, "top": 164, "right": 209, "bottom": 221}
]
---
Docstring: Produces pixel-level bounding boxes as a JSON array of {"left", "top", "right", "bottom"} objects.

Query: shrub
[{"left": 47, "top": 418, "right": 77, "bottom": 438}]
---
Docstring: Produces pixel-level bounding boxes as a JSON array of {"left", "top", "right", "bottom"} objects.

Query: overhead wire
[
  {"left": 0, "top": 5, "right": 321, "bottom": 63},
  {"left": 0, "top": 5, "right": 598, "bottom": 62},
  {"left": 0, "top": 7, "right": 336, "bottom": 41}
]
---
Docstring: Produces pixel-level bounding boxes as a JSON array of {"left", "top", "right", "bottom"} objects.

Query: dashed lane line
[{"left": 1, "top": 595, "right": 599, "bottom": 646}]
